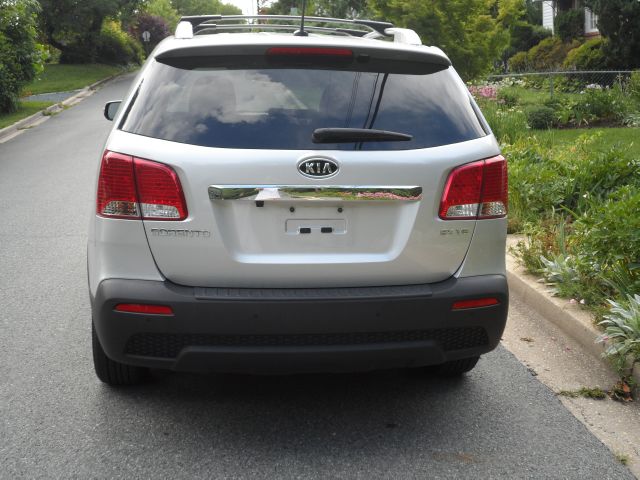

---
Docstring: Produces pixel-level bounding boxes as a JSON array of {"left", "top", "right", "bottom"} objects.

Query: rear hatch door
[{"left": 113, "top": 39, "right": 499, "bottom": 288}]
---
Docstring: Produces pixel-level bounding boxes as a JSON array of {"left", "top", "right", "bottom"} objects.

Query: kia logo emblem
[{"left": 297, "top": 157, "right": 339, "bottom": 178}]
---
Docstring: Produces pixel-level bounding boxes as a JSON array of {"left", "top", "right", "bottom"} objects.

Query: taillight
[
  {"left": 96, "top": 151, "right": 188, "bottom": 221},
  {"left": 439, "top": 155, "right": 507, "bottom": 220},
  {"left": 96, "top": 151, "right": 139, "bottom": 218},
  {"left": 135, "top": 158, "right": 188, "bottom": 220}
]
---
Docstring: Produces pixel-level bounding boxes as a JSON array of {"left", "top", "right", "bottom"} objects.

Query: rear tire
[
  {"left": 92, "top": 323, "right": 147, "bottom": 386},
  {"left": 434, "top": 356, "right": 480, "bottom": 376}
]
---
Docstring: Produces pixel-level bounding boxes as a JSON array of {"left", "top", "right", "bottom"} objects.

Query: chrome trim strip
[{"left": 208, "top": 186, "right": 422, "bottom": 202}]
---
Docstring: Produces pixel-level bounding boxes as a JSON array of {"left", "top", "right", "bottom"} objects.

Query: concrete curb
[
  {"left": 506, "top": 243, "right": 640, "bottom": 386},
  {"left": 0, "top": 72, "right": 123, "bottom": 142}
]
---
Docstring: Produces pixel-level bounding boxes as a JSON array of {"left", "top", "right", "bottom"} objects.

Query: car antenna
[{"left": 294, "top": 0, "right": 309, "bottom": 36}]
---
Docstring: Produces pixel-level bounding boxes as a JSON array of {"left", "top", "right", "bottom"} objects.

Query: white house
[{"left": 541, "top": 1, "right": 599, "bottom": 36}]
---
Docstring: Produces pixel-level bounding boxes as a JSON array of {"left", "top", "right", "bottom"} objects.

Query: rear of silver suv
[{"left": 88, "top": 15, "right": 508, "bottom": 385}]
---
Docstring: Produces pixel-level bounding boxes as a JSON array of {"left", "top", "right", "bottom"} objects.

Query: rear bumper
[{"left": 91, "top": 275, "right": 508, "bottom": 374}]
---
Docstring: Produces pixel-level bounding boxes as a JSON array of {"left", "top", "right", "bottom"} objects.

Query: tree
[
  {"left": 524, "top": 0, "right": 542, "bottom": 24},
  {"left": 39, "top": 0, "right": 143, "bottom": 63},
  {"left": 0, "top": 0, "right": 43, "bottom": 113},
  {"left": 583, "top": 0, "right": 640, "bottom": 68},
  {"left": 370, "top": 0, "right": 506, "bottom": 80},
  {"left": 130, "top": 13, "right": 170, "bottom": 50},
  {"left": 171, "top": 0, "right": 242, "bottom": 16},
  {"left": 266, "top": 0, "right": 369, "bottom": 18},
  {"left": 267, "top": 0, "right": 369, "bottom": 18},
  {"left": 496, "top": 0, "right": 551, "bottom": 71},
  {"left": 143, "top": 0, "right": 180, "bottom": 30}
]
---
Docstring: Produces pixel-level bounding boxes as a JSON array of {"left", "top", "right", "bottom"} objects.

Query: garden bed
[{"left": 471, "top": 75, "right": 640, "bottom": 381}]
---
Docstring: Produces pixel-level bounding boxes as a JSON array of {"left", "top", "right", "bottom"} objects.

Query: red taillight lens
[
  {"left": 96, "top": 151, "right": 139, "bottom": 218},
  {"left": 96, "top": 151, "right": 187, "bottom": 221},
  {"left": 114, "top": 303, "right": 174, "bottom": 315},
  {"left": 135, "top": 158, "right": 188, "bottom": 220},
  {"left": 439, "top": 155, "right": 508, "bottom": 220},
  {"left": 266, "top": 47, "right": 353, "bottom": 57},
  {"left": 479, "top": 156, "right": 508, "bottom": 218},
  {"left": 452, "top": 298, "right": 500, "bottom": 310}
]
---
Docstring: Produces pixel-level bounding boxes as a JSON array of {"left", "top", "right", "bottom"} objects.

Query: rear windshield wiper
[{"left": 312, "top": 128, "right": 412, "bottom": 144}]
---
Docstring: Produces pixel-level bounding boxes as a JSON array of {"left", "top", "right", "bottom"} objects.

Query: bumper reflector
[
  {"left": 452, "top": 298, "right": 500, "bottom": 310},
  {"left": 114, "top": 304, "right": 174, "bottom": 315}
]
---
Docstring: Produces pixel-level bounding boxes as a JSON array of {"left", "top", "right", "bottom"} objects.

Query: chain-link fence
[{"left": 487, "top": 70, "right": 634, "bottom": 98}]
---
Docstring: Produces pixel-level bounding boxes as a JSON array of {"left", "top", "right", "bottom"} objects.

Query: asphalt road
[{"left": 0, "top": 74, "right": 633, "bottom": 479}]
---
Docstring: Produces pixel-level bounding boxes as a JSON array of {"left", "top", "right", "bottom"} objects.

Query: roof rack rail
[
  {"left": 177, "top": 14, "right": 394, "bottom": 38},
  {"left": 195, "top": 24, "right": 370, "bottom": 37}
]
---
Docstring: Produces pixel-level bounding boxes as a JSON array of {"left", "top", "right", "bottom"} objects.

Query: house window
[{"left": 585, "top": 8, "right": 598, "bottom": 33}]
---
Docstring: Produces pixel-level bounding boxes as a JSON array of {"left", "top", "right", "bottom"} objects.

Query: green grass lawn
[
  {"left": 532, "top": 127, "right": 640, "bottom": 157},
  {"left": 21, "top": 64, "right": 124, "bottom": 96},
  {"left": 0, "top": 101, "right": 54, "bottom": 129}
]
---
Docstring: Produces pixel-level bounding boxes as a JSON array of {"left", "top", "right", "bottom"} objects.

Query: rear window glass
[{"left": 121, "top": 59, "right": 486, "bottom": 150}]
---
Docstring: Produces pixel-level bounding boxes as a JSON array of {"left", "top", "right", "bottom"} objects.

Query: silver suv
[{"left": 90, "top": 15, "right": 508, "bottom": 385}]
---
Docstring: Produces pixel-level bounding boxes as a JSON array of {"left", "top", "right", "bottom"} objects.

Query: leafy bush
[
  {"left": 508, "top": 51, "right": 529, "bottom": 73},
  {"left": 60, "top": 19, "right": 143, "bottom": 65},
  {"left": 0, "top": 0, "right": 44, "bottom": 113},
  {"left": 572, "top": 186, "right": 640, "bottom": 269},
  {"left": 548, "top": 85, "right": 629, "bottom": 127},
  {"left": 96, "top": 20, "right": 143, "bottom": 65},
  {"left": 509, "top": 37, "right": 583, "bottom": 73},
  {"left": 573, "top": 85, "right": 628, "bottom": 125},
  {"left": 564, "top": 38, "right": 608, "bottom": 70},
  {"left": 497, "top": 89, "right": 519, "bottom": 107},
  {"left": 510, "top": 23, "right": 552, "bottom": 54},
  {"left": 526, "top": 105, "right": 555, "bottom": 129},
  {"left": 528, "top": 37, "right": 580, "bottom": 71},
  {"left": 554, "top": 9, "right": 585, "bottom": 42}
]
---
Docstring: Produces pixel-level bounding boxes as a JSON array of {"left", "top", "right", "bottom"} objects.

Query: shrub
[
  {"left": 508, "top": 51, "right": 529, "bottom": 73},
  {"left": 554, "top": 9, "right": 585, "bottom": 42},
  {"left": 0, "top": 0, "right": 44, "bottom": 113},
  {"left": 573, "top": 85, "right": 628, "bottom": 125},
  {"left": 564, "top": 38, "right": 608, "bottom": 70},
  {"left": 548, "top": 85, "right": 629, "bottom": 127},
  {"left": 510, "top": 23, "right": 552, "bottom": 54},
  {"left": 526, "top": 105, "right": 555, "bottom": 129},
  {"left": 96, "top": 20, "right": 144, "bottom": 65},
  {"left": 572, "top": 186, "right": 640, "bottom": 269},
  {"left": 497, "top": 89, "right": 519, "bottom": 107},
  {"left": 528, "top": 37, "right": 580, "bottom": 71},
  {"left": 60, "top": 19, "right": 143, "bottom": 65}
]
